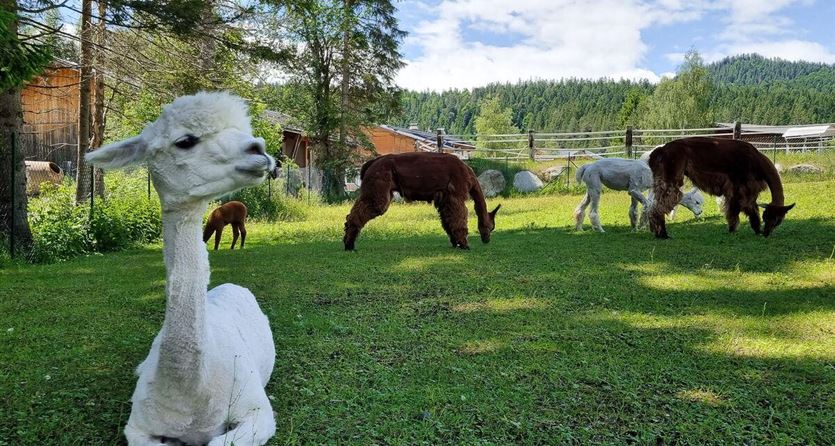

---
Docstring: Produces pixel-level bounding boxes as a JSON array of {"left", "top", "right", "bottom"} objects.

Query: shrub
[
  {"left": 27, "top": 182, "right": 95, "bottom": 263},
  {"left": 89, "top": 170, "right": 162, "bottom": 251},
  {"left": 27, "top": 169, "right": 162, "bottom": 263},
  {"left": 224, "top": 179, "right": 312, "bottom": 222}
]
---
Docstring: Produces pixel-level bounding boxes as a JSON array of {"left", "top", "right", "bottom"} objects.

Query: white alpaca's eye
[{"left": 174, "top": 134, "right": 200, "bottom": 150}]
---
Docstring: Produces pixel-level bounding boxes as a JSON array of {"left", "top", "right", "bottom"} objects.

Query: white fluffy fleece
[{"left": 87, "top": 91, "right": 277, "bottom": 446}]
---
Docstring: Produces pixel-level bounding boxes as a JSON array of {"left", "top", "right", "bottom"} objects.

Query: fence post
[
  {"left": 147, "top": 169, "right": 151, "bottom": 200},
  {"left": 436, "top": 129, "right": 444, "bottom": 153},
  {"left": 89, "top": 164, "right": 95, "bottom": 222},
  {"left": 528, "top": 129, "right": 535, "bottom": 160},
  {"left": 732, "top": 121, "right": 741, "bottom": 140},
  {"left": 9, "top": 132, "right": 15, "bottom": 259},
  {"left": 625, "top": 126, "right": 633, "bottom": 158},
  {"left": 566, "top": 154, "right": 571, "bottom": 188},
  {"left": 772, "top": 134, "right": 777, "bottom": 165}
]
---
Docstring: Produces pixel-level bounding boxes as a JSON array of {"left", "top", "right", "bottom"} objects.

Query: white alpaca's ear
[{"left": 85, "top": 136, "right": 150, "bottom": 169}]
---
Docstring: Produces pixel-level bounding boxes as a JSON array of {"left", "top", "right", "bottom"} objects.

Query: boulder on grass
[
  {"left": 786, "top": 163, "right": 823, "bottom": 175},
  {"left": 543, "top": 165, "right": 567, "bottom": 181},
  {"left": 513, "top": 170, "right": 544, "bottom": 193},
  {"left": 478, "top": 169, "right": 506, "bottom": 197}
]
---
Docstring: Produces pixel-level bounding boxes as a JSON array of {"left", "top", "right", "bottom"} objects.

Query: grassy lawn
[{"left": 1, "top": 180, "right": 834, "bottom": 445}]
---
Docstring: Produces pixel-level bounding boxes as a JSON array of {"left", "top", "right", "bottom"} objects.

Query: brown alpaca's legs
[
  {"left": 649, "top": 181, "right": 681, "bottom": 239},
  {"left": 343, "top": 184, "right": 392, "bottom": 251},
  {"left": 231, "top": 223, "right": 240, "bottom": 249},
  {"left": 437, "top": 194, "right": 469, "bottom": 249},
  {"left": 433, "top": 192, "right": 457, "bottom": 247},
  {"left": 239, "top": 221, "right": 247, "bottom": 248},
  {"left": 742, "top": 203, "right": 761, "bottom": 235},
  {"left": 213, "top": 227, "right": 223, "bottom": 250},
  {"left": 725, "top": 198, "right": 742, "bottom": 233}
]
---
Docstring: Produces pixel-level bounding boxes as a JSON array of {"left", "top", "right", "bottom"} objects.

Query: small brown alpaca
[
  {"left": 344, "top": 152, "right": 500, "bottom": 250},
  {"left": 648, "top": 137, "right": 794, "bottom": 239},
  {"left": 203, "top": 201, "right": 248, "bottom": 250}
]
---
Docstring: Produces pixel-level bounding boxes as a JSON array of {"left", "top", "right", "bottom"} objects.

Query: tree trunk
[
  {"left": 75, "top": 0, "right": 94, "bottom": 203},
  {"left": 338, "top": 0, "right": 354, "bottom": 151},
  {"left": 90, "top": 0, "right": 107, "bottom": 197},
  {"left": 0, "top": 2, "right": 34, "bottom": 255}
]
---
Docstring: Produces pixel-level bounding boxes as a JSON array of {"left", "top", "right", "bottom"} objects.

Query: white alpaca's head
[
  {"left": 680, "top": 187, "right": 704, "bottom": 219},
  {"left": 86, "top": 92, "right": 275, "bottom": 207}
]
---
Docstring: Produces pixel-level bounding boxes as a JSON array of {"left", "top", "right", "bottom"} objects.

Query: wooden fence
[{"left": 425, "top": 123, "right": 835, "bottom": 161}]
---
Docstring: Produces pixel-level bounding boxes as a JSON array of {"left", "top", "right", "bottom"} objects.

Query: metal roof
[{"left": 782, "top": 124, "right": 834, "bottom": 139}]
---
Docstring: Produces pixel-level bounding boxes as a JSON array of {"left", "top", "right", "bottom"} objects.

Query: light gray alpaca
[{"left": 574, "top": 158, "right": 703, "bottom": 232}]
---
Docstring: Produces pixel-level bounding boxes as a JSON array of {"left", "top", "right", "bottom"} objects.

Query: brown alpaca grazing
[
  {"left": 648, "top": 137, "right": 794, "bottom": 239},
  {"left": 203, "top": 201, "right": 248, "bottom": 250},
  {"left": 344, "top": 152, "right": 500, "bottom": 250}
]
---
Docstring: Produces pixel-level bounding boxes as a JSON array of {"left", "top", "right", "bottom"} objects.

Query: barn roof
[
  {"left": 782, "top": 124, "right": 834, "bottom": 139},
  {"left": 261, "top": 109, "right": 304, "bottom": 134},
  {"left": 717, "top": 122, "right": 835, "bottom": 139},
  {"left": 377, "top": 125, "right": 475, "bottom": 150}
]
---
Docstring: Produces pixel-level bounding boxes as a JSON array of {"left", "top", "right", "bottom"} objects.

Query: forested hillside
[{"left": 396, "top": 54, "right": 835, "bottom": 134}]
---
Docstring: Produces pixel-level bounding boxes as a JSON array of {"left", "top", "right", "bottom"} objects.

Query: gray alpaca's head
[{"left": 679, "top": 187, "right": 704, "bottom": 219}]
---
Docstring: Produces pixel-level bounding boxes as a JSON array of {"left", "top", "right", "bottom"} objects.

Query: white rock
[
  {"left": 477, "top": 169, "right": 506, "bottom": 197},
  {"left": 513, "top": 170, "right": 544, "bottom": 193}
]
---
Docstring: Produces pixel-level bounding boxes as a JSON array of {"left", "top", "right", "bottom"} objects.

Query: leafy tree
[
  {"left": 639, "top": 50, "right": 713, "bottom": 129},
  {"left": 474, "top": 95, "right": 521, "bottom": 152},
  {"left": 0, "top": 1, "right": 52, "bottom": 256},
  {"left": 270, "top": 0, "right": 405, "bottom": 200},
  {"left": 617, "top": 87, "right": 646, "bottom": 129}
]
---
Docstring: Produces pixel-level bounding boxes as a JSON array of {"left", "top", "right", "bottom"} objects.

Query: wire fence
[{"left": 4, "top": 124, "right": 834, "bottom": 260}]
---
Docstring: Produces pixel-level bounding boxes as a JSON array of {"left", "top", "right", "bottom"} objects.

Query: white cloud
[
  {"left": 725, "top": 40, "right": 835, "bottom": 64},
  {"left": 397, "top": 0, "right": 685, "bottom": 90},
  {"left": 395, "top": 0, "right": 833, "bottom": 91}
]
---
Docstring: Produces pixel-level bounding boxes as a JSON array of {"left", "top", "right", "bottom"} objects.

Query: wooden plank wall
[{"left": 20, "top": 67, "right": 80, "bottom": 171}]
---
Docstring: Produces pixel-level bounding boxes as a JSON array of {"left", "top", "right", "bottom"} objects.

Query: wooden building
[
  {"left": 261, "top": 110, "right": 311, "bottom": 167},
  {"left": 20, "top": 59, "right": 80, "bottom": 171}
]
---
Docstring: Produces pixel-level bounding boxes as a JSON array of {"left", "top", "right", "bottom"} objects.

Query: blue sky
[{"left": 394, "top": 0, "right": 835, "bottom": 91}]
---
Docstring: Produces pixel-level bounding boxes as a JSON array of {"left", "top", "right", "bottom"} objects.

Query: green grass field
[{"left": 1, "top": 180, "right": 834, "bottom": 445}]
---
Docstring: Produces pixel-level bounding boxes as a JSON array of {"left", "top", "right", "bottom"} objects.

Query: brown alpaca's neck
[
  {"left": 469, "top": 180, "right": 490, "bottom": 226},
  {"left": 762, "top": 159, "right": 785, "bottom": 206},
  {"left": 158, "top": 200, "right": 210, "bottom": 385}
]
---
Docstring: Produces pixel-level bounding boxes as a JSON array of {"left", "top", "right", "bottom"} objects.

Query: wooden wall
[
  {"left": 281, "top": 131, "right": 310, "bottom": 167},
  {"left": 365, "top": 127, "right": 418, "bottom": 156},
  {"left": 20, "top": 66, "right": 80, "bottom": 169}
]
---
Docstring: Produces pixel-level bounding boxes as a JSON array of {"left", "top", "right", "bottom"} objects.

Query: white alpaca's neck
[{"left": 158, "top": 200, "right": 210, "bottom": 385}]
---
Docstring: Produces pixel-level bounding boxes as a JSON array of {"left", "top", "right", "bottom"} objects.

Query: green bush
[
  {"left": 27, "top": 182, "right": 95, "bottom": 263},
  {"left": 224, "top": 179, "right": 313, "bottom": 222},
  {"left": 89, "top": 170, "right": 162, "bottom": 251},
  {"left": 27, "top": 170, "right": 162, "bottom": 263}
]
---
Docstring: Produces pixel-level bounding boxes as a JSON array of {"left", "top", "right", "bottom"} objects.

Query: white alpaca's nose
[{"left": 244, "top": 137, "right": 266, "bottom": 156}]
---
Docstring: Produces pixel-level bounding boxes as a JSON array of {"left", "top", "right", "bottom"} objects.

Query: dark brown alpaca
[
  {"left": 648, "top": 137, "right": 794, "bottom": 239},
  {"left": 344, "top": 152, "right": 500, "bottom": 250},
  {"left": 203, "top": 201, "right": 248, "bottom": 250}
]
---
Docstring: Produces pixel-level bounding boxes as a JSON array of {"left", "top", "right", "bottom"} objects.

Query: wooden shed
[
  {"left": 262, "top": 110, "right": 311, "bottom": 168},
  {"left": 20, "top": 59, "right": 80, "bottom": 171}
]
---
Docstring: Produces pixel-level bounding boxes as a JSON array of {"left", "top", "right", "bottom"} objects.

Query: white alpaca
[
  {"left": 574, "top": 158, "right": 703, "bottom": 232},
  {"left": 87, "top": 92, "right": 277, "bottom": 446}
]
